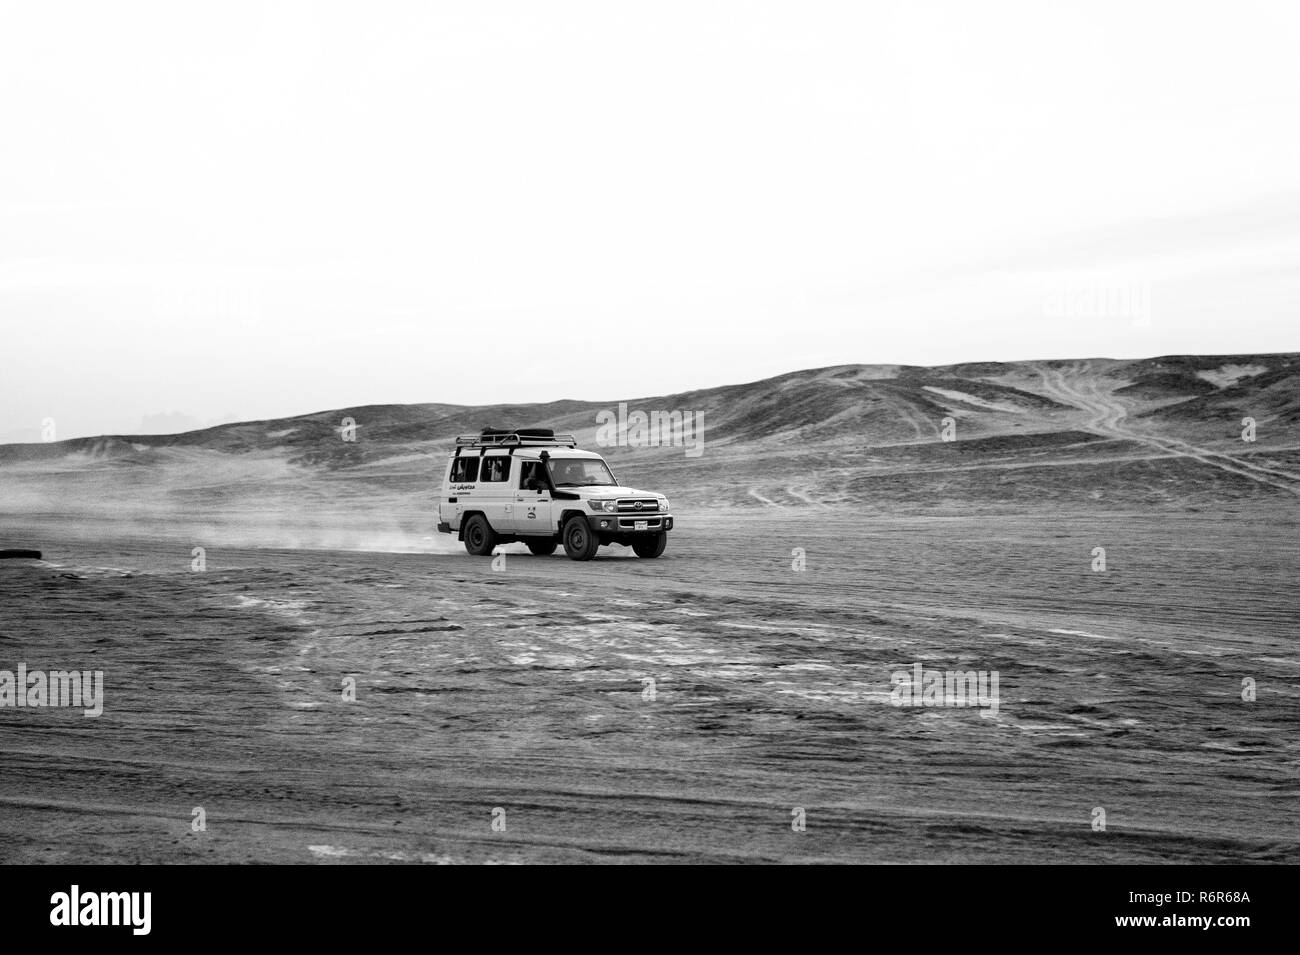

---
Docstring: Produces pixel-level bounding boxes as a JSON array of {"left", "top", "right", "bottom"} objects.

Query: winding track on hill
[{"left": 1035, "top": 363, "right": 1300, "bottom": 495}]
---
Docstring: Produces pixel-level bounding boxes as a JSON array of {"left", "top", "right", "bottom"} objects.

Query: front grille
[{"left": 616, "top": 498, "right": 659, "bottom": 513}]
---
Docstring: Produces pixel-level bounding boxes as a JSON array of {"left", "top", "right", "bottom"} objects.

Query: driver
[{"left": 555, "top": 460, "right": 583, "bottom": 485}]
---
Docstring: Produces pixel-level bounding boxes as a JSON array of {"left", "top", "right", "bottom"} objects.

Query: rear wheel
[
  {"left": 526, "top": 539, "right": 557, "bottom": 556},
  {"left": 462, "top": 514, "right": 497, "bottom": 556},
  {"left": 632, "top": 533, "right": 667, "bottom": 558},
  {"left": 562, "top": 517, "right": 599, "bottom": 561}
]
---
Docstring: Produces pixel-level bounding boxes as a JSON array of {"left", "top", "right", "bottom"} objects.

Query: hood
[{"left": 557, "top": 485, "right": 662, "bottom": 498}]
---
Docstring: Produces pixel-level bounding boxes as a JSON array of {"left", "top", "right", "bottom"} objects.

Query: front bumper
[{"left": 586, "top": 513, "right": 673, "bottom": 534}]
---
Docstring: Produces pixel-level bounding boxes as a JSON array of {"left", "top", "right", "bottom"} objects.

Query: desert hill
[{"left": 2, "top": 354, "right": 1298, "bottom": 549}]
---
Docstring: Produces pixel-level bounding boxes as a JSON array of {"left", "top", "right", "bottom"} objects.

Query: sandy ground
[{"left": 2, "top": 510, "right": 1297, "bottom": 863}]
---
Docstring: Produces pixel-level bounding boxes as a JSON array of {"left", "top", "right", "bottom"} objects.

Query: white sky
[{"left": 2, "top": 0, "right": 1299, "bottom": 440}]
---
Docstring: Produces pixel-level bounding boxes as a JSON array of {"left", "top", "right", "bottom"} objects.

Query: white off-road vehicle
[{"left": 436, "top": 428, "right": 673, "bottom": 560}]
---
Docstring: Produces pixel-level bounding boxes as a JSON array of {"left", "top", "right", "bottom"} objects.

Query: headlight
[
  {"left": 659, "top": 499, "right": 669, "bottom": 511},
  {"left": 588, "top": 499, "right": 616, "bottom": 512}
]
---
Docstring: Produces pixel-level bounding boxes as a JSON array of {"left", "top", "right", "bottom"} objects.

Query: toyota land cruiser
[{"left": 436, "top": 428, "right": 673, "bottom": 560}]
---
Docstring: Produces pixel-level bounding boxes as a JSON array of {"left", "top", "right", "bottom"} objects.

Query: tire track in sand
[
  {"left": 747, "top": 487, "right": 786, "bottom": 507},
  {"left": 1035, "top": 363, "right": 1300, "bottom": 495}
]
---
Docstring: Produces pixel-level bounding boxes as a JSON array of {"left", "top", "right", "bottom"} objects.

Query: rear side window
[
  {"left": 450, "top": 457, "right": 479, "bottom": 482},
  {"left": 480, "top": 456, "right": 510, "bottom": 483}
]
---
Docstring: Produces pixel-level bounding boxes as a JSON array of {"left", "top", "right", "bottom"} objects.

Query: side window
[
  {"left": 449, "top": 457, "right": 480, "bottom": 483},
  {"left": 519, "top": 461, "right": 543, "bottom": 489},
  {"left": 480, "top": 456, "right": 510, "bottom": 483}
]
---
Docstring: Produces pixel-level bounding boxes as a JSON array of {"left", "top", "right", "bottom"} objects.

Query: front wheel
[
  {"left": 462, "top": 514, "right": 497, "bottom": 556},
  {"left": 632, "top": 533, "right": 667, "bottom": 558},
  {"left": 562, "top": 517, "right": 599, "bottom": 561},
  {"left": 526, "top": 539, "right": 557, "bottom": 556}
]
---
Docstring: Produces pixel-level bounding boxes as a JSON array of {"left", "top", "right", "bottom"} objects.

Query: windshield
[{"left": 547, "top": 457, "right": 618, "bottom": 487}]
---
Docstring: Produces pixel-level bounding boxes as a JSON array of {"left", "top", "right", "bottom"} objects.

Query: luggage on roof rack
[{"left": 455, "top": 429, "right": 577, "bottom": 449}]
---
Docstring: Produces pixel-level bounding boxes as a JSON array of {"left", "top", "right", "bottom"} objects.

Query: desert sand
[{"left": 1, "top": 356, "right": 1297, "bottom": 862}]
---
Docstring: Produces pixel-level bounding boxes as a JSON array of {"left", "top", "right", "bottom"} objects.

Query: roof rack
[{"left": 454, "top": 429, "right": 578, "bottom": 449}]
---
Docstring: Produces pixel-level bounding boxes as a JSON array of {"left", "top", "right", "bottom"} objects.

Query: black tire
[
  {"left": 526, "top": 539, "right": 557, "bottom": 556},
  {"left": 632, "top": 533, "right": 667, "bottom": 558},
  {"left": 562, "top": 516, "right": 599, "bottom": 561},
  {"left": 462, "top": 514, "right": 497, "bottom": 556}
]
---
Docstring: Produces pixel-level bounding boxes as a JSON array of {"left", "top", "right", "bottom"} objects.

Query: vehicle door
[
  {"left": 477, "top": 453, "right": 514, "bottom": 533},
  {"left": 444, "top": 454, "right": 480, "bottom": 530},
  {"left": 513, "top": 459, "right": 553, "bottom": 534}
]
